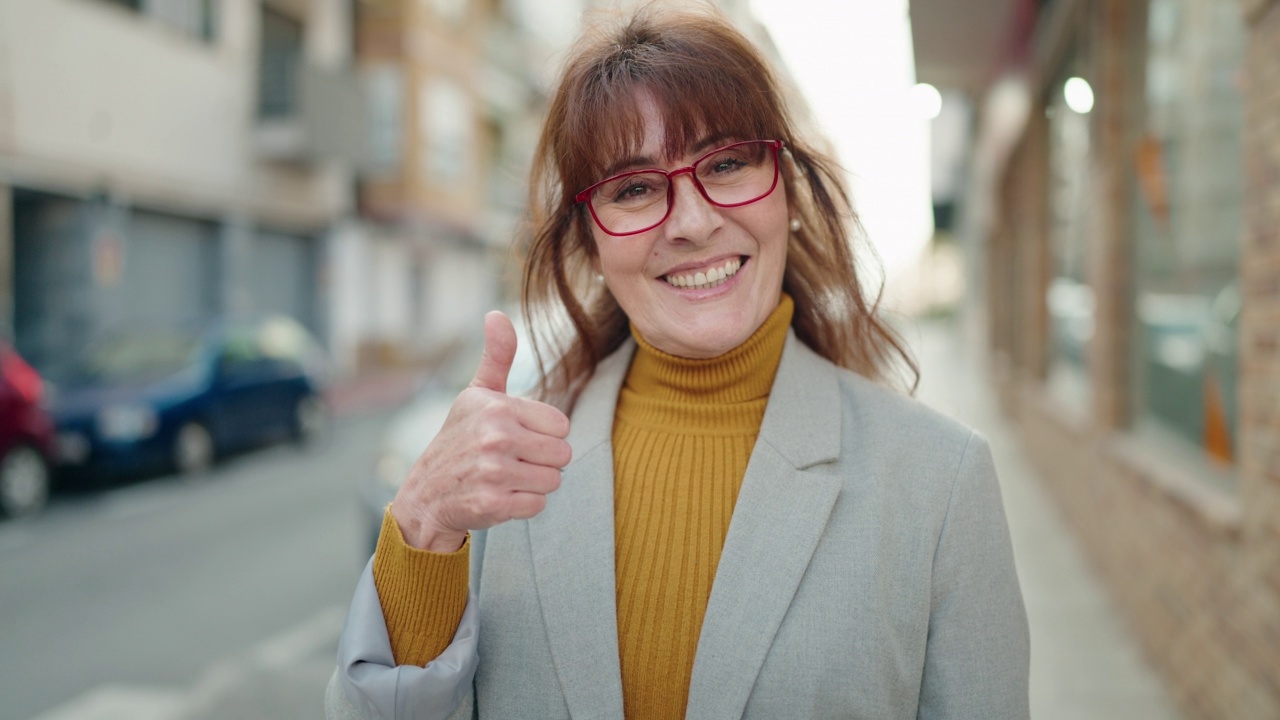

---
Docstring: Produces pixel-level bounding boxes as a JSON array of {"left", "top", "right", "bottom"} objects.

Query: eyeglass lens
[{"left": 589, "top": 141, "right": 777, "bottom": 235}]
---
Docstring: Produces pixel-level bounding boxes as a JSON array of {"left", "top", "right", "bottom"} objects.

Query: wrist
[{"left": 389, "top": 502, "right": 467, "bottom": 553}]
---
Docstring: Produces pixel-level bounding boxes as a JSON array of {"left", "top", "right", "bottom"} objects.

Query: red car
[{"left": 0, "top": 343, "right": 55, "bottom": 517}]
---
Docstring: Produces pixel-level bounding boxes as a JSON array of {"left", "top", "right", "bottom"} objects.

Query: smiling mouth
[{"left": 663, "top": 257, "right": 744, "bottom": 290}]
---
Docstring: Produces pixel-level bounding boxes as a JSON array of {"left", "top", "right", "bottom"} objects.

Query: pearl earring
[{"left": 789, "top": 218, "right": 801, "bottom": 233}]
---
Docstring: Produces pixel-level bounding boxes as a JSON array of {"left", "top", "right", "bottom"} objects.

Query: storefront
[{"left": 984, "top": 0, "right": 1278, "bottom": 715}]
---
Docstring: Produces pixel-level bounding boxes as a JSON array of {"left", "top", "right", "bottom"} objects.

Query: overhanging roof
[{"left": 908, "top": 0, "right": 1023, "bottom": 95}]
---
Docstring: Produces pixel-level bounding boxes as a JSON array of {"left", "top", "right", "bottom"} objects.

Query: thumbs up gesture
[{"left": 389, "top": 312, "right": 572, "bottom": 552}]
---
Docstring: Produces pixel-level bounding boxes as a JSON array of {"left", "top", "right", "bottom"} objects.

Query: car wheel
[
  {"left": 293, "top": 395, "right": 328, "bottom": 446},
  {"left": 173, "top": 422, "right": 215, "bottom": 476},
  {"left": 0, "top": 446, "right": 50, "bottom": 518}
]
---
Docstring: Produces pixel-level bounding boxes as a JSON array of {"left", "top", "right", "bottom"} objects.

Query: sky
[{"left": 749, "top": 0, "right": 934, "bottom": 287}]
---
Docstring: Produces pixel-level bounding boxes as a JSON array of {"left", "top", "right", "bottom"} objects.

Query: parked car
[
  {"left": 52, "top": 315, "right": 330, "bottom": 483},
  {"left": 0, "top": 342, "right": 56, "bottom": 517},
  {"left": 362, "top": 318, "right": 540, "bottom": 555}
]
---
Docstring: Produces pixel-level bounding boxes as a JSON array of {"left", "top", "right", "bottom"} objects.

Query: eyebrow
[{"left": 598, "top": 131, "right": 737, "bottom": 180}]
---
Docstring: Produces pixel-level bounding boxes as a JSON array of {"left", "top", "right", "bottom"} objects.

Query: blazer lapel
[
  {"left": 526, "top": 342, "right": 635, "bottom": 720},
  {"left": 685, "top": 333, "right": 845, "bottom": 720}
]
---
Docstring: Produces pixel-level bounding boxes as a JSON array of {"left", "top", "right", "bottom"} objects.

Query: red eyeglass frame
[{"left": 574, "top": 139, "right": 785, "bottom": 237}]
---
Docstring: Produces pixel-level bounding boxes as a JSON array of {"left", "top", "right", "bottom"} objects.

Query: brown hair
[{"left": 521, "top": 4, "right": 917, "bottom": 411}]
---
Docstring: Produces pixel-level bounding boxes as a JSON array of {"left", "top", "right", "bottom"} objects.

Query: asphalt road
[{"left": 0, "top": 412, "right": 390, "bottom": 720}]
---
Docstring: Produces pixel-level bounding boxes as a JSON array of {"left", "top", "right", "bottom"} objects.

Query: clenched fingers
[
  {"left": 471, "top": 421, "right": 570, "bottom": 466},
  {"left": 512, "top": 428, "right": 573, "bottom": 468},
  {"left": 511, "top": 462, "right": 562, "bottom": 495},
  {"left": 511, "top": 396, "right": 571, "bottom": 438},
  {"left": 505, "top": 491, "right": 549, "bottom": 521}
]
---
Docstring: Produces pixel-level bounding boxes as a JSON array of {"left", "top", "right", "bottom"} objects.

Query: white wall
[
  {"left": 427, "top": 246, "right": 495, "bottom": 343},
  {"left": 328, "top": 225, "right": 500, "bottom": 375},
  {"left": 1, "top": 0, "right": 247, "bottom": 198},
  {"left": 370, "top": 236, "right": 413, "bottom": 341},
  {"left": 328, "top": 218, "right": 369, "bottom": 375},
  {"left": 0, "top": 0, "right": 350, "bottom": 225}
]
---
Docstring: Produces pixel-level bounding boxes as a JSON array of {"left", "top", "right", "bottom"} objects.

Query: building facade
[
  {"left": 0, "top": 0, "right": 587, "bottom": 381},
  {"left": 975, "top": 0, "right": 1280, "bottom": 715},
  {"left": 0, "top": 0, "right": 362, "bottom": 376},
  {"left": 335, "top": 0, "right": 574, "bottom": 374}
]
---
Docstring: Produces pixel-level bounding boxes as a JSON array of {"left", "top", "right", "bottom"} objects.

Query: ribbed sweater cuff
[{"left": 371, "top": 508, "right": 470, "bottom": 667}]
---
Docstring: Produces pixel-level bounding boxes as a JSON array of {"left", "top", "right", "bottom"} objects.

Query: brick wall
[
  {"left": 1086, "top": 0, "right": 1134, "bottom": 432},
  {"left": 1238, "top": 5, "right": 1280, "bottom": 712},
  {"left": 990, "top": 0, "right": 1280, "bottom": 717}
]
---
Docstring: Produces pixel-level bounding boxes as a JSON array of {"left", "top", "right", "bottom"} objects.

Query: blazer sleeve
[
  {"left": 325, "top": 557, "right": 479, "bottom": 720},
  {"left": 917, "top": 432, "right": 1030, "bottom": 720}
]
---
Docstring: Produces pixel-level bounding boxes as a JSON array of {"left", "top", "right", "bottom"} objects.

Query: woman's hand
[{"left": 389, "top": 311, "right": 572, "bottom": 552}]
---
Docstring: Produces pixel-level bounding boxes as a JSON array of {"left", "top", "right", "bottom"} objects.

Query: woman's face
[{"left": 588, "top": 95, "right": 789, "bottom": 359}]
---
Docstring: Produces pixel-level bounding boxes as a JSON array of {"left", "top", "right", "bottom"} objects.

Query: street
[
  {"left": 0, "top": 318, "right": 1183, "bottom": 720},
  {"left": 0, "top": 412, "right": 389, "bottom": 720}
]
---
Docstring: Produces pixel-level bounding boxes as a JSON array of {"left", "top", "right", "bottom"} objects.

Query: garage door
[
  {"left": 122, "top": 209, "right": 221, "bottom": 327},
  {"left": 252, "top": 229, "right": 317, "bottom": 334}
]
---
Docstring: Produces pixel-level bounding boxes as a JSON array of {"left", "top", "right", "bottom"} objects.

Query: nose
[{"left": 662, "top": 171, "right": 721, "bottom": 243}]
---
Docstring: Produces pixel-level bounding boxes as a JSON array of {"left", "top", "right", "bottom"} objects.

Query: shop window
[
  {"left": 1045, "top": 50, "right": 1095, "bottom": 417},
  {"left": 1129, "top": 0, "right": 1244, "bottom": 475}
]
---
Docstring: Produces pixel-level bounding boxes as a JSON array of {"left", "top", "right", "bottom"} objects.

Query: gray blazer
[{"left": 327, "top": 331, "right": 1030, "bottom": 720}]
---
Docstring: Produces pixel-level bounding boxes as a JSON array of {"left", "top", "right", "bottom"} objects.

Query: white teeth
[{"left": 664, "top": 258, "right": 742, "bottom": 290}]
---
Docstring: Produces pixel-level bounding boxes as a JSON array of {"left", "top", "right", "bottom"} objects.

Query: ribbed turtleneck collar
[{"left": 623, "top": 294, "right": 794, "bottom": 409}]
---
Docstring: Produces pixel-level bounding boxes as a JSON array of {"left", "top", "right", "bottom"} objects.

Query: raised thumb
[{"left": 470, "top": 311, "right": 517, "bottom": 393}]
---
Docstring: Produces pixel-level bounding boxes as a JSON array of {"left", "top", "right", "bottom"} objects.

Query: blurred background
[{"left": 0, "top": 0, "right": 1276, "bottom": 718}]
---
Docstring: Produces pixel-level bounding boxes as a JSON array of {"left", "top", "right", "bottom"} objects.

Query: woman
[{"left": 328, "top": 6, "right": 1029, "bottom": 720}]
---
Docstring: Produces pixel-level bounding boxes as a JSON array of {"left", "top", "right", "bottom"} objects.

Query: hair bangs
[{"left": 556, "top": 18, "right": 786, "bottom": 199}]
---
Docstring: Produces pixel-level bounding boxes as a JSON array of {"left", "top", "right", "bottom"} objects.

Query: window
[
  {"left": 366, "top": 65, "right": 405, "bottom": 173},
  {"left": 429, "top": 0, "right": 468, "bottom": 26},
  {"left": 150, "top": 0, "right": 217, "bottom": 42},
  {"left": 419, "top": 79, "right": 472, "bottom": 185},
  {"left": 96, "top": 0, "right": 143, "bottom": 10},
  {"left": 258, "top": 6, "right": 304, "bottom": 119},
  {"left": 1128, "top": 0, "right": 1245, "bottom": 472},
  {"left": 220, "top": 327, "right": 264, "bottom": 370},
  {"left": 1044, "top": 48, "right": 1095, "bottom": 417},
  {"left": 93, "top": 0, "right": 217, "bottom": 42}
]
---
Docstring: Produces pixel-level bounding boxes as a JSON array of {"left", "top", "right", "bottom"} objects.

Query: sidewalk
[{"left": 907, "top": 315, "right": 1182, "bottom": 720}]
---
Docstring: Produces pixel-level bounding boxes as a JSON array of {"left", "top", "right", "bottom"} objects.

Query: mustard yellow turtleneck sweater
[{"left": 372, "top": 295, "right": 794, "bottom": 719}]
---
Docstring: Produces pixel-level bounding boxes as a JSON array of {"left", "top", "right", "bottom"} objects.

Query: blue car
[{"left": 52, "top": 315, "right": 329, "bottom": 483}]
